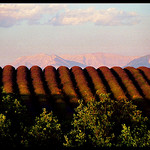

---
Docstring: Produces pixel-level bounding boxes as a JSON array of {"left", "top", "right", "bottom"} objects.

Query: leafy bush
[
  {"left": 0, "top": 88, "right": 150, "bottom": 148},
  {"left": 0, "top": 89, "right": 63, "bottom": 148},
  {"left": 0, "top": 89, "right": 29, "bottom": 147},
  {"left": 63, "top": 93, "right": 115, "bottom": 147},
  {"left": 117, "top": 123, "right": 150, "bottom": 147},
  {"left": 64, "top": 92, "right": 150, "bottom": 147},
  {"left": 23, "top": 108, "right": 62, "bottom": 148},
  {"left": 0, "top": 114, "right": 11, "bottom": 146}
]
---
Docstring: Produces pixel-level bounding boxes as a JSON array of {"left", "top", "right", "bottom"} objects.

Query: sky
[{"left": 0, "top": 3, "right": 150, "bottom": 66}]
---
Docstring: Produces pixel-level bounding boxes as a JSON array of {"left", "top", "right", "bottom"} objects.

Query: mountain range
[
  {"left": 10, "top": 54, "right": 87, "bottom": 69},
  {"left": 9, "top": 52, "right": 150, "bottom": 69},
  {"left": 125, "top": 54, "right": 150, "bottom": 68}
]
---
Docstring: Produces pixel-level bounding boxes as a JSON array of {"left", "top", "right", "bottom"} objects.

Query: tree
[
  {"left": 0, "top": 89, "right": 28, "bottom": 147},
  {"left": 24, "top": 108, "right": 62, "bottom": 148},
  {"left": 64, "top": 92, "right": 150, "bottom": 147}
]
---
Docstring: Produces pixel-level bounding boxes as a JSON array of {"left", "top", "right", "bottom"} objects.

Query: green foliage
[
  {"left": 0, "top": 88, "right": 63, "bottom": 148},
  {"left": 23, "top": 108, "right": 62, "bottom": 148},
  {"left": 0, "top": 114, "right": 11, "bottom": 146},
  {"left": 0, "top": 91, "right": 27, "bottom": 120},
  {"left": 63, "top": 93, "right": 115, "bottom": 147},
  {"left": 0, "top": 87, "right": 150, "bottom": 148},
  {"left": 64, "top": 92, "right": 150, "bottom": 147},
  {"left": 117, "top": 123, "right": 150, "bottom": 147},
  {"left": 0, "top": 89, "right": 28, "bottom": 147}
]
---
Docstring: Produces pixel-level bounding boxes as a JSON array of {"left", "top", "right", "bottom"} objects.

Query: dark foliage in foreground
[{"left": 0, "top": 89, "right": 150, "bottom": 148}]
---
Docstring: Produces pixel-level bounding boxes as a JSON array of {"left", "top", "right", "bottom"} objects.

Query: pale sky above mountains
[{"left": 0, "top": 3, "right": 150, "bottom": 66}]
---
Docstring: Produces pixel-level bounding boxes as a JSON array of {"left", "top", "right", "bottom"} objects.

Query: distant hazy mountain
[
  {"left": 10, "top": 52, "right": 139, "bottom": 69},
  {"left": 126, "top": 54, "right": 150, "bottom": 68},
  {"left": 10, "top": 53, "right": 87, "bottom": 69},
  {"left": 60, "top": 53, "right": 138, "bottom": 68}
]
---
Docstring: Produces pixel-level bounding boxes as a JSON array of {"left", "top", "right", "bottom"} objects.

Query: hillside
[
  {"left": 10, "top": 53, "right": 138, "bottom": 68},
  {"left": 1, "top": 65, "right": 150, "bottom": 117},
  {"left": 60, "top": 52, "right": 138, "bottom": 68},
  {"left": 126, "top": 54, "right": 150, "bottom": 68},
  {"left": 10, "top": 53, "right": 86, "bottom": 68}
]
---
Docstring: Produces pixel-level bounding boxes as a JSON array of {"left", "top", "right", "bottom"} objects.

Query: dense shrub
[
  {"left": 30, "top": 66, "right": 51, "bottom": 112},
  {"left": 44, "top": 66, "right": 63, "bottom": 99},
  {"left": 2, "top": 65, "right": 15, "bottom": 94},
  {"left": 58, "top": 66, "right": 78, "bottom": 106},
  {"left": 138, "top": 66, "right": 150, "bottom": 84},
  {"left": 85, "top": 66, "right": 107, "bottom": 97},
  {"left": 111, "top": 67, "right": 143, "bottom": 101},
  {"left": 1, "top": 64, "right": 150, "bottom": 147},
  {"left": 16, "top": 66, "right": 30, "bottom": 95},
  {"left": 71, "top": 66, "right": 94, "bottom": 103},
  {"left": 44, "top": 66, "right": 68, "bottom": 119},
  {"left": 98, "top": 66, "right": 127, "bottom": 100},
  {"left": 125, "top": 67, "right": 150, "bottom": 100},
  {"left": 0, "top": 66, "right": 2, "bottom": 84},
  {"left": 30, "top": 66, "right": 46, "bottom": 95}
]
